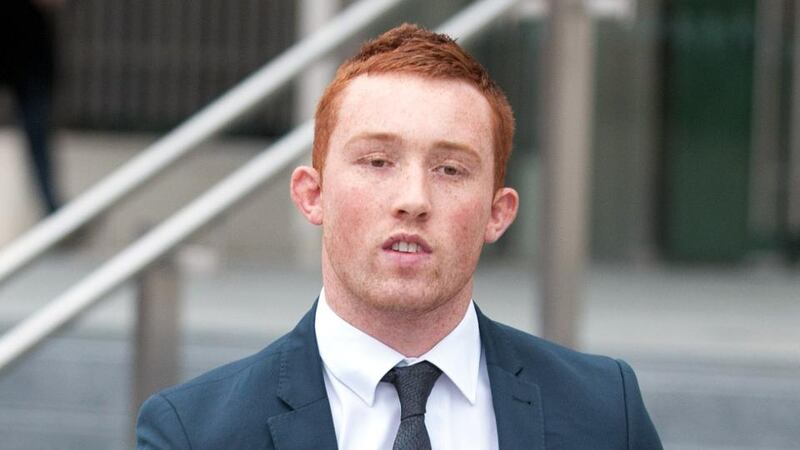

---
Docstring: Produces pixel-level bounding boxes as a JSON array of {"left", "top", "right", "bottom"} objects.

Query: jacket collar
[{"left": 476, "top": 305, "right": 545, "bottom": 450}]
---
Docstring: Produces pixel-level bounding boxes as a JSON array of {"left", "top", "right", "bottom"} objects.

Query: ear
[
  {"left": 484, "top": 187, "right": 519, "bottom": 243},
  {"left": 290, "top": 166, "right": 323, "bottom": 225}
]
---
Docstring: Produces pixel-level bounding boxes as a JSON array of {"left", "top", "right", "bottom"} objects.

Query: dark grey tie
[{"left": 382, "top": 361, "right": 442, "bottom": 450}]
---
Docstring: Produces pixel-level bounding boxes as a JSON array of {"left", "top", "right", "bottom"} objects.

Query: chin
[{"left": 360, "top": 282, "right": 462, "bottom": 316}]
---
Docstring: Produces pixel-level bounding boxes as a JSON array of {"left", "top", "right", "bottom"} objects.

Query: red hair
[{"left": 313, "top": 23, "right": 515, "bottom": 191}]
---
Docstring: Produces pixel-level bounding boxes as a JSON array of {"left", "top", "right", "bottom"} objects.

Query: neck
[{"left": 322, "top": 267, "right": 472, "bottom": 358}]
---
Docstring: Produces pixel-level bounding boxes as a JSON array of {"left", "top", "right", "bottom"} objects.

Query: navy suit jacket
[{"left": 136, "top": 303, "right": 662, "bottom": 449}]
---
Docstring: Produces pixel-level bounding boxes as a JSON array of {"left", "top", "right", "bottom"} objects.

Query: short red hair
[{"left": 313, "top": 23, "right": 515, "bottom": 191}]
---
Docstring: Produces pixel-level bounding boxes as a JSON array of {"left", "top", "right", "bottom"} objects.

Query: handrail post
[
  {"left": 788, "top": 0, "right": 800, "bottom": 259},
  {"left": 538, "top": 0, "right": 595, "bottom": 348},
  {"left": 750, "top": 0, "right": 786, "bottom": 252},
  {"left": 131, "top": 252, "right": 181, "bottom": 439}
]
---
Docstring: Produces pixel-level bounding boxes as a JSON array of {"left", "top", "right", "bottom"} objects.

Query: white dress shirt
[{"left": 315, "top": 289, "right": 499, "bottom": 450}]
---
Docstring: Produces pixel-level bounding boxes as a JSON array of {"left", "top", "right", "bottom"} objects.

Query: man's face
[{"left": 295, "top": 74, "right": 516, "bottom": 315}]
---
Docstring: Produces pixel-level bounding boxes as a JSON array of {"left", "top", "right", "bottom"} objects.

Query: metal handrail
[
  {"left": 0, "top": 0, "right": 522, "bottom": 372},
  {"left": 0, "top": 0, "right": 406, "bottom": 285}
]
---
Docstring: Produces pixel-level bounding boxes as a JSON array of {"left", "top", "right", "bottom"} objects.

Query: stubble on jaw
[{"left": 320, "top": 242, "right": 477, "bottom": 357}]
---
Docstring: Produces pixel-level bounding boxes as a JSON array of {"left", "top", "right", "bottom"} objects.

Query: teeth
[{"left": 391, "top": 241, "right": 421, "bottom": 253}]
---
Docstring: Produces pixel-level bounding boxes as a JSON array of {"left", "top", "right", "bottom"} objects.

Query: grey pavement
[{"left": 0, "top": 251, "right": 798, "bottom": 449}]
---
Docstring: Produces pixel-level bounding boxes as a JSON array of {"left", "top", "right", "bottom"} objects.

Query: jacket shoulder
[
  {"left": 136, "top": 333, "right": 293, "bottom": 449},
  {"left": 488, "top": 318, "right": 621, "bottom": 377},
  {"left": 162, "top": 334, "right": 285, "bottom": 397},
  {"left": 483, "top": 318, "right": 662, "bottom": 449}
]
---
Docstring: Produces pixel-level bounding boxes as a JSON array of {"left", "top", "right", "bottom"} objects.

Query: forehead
[{"left": 329, "top": 74, "right": 494, "bottom": 158}]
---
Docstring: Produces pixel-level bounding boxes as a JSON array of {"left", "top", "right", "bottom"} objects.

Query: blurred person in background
[
  {"left": 136, "top": 24, "right": 662, "bottom": 449},
  {"left": 0, "top": 0, "right": 64, "bottom": 216}
]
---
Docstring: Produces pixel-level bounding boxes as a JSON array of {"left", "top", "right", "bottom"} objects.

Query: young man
[{"left": 136, "top": 24, "right": 662, "bottom": 449}]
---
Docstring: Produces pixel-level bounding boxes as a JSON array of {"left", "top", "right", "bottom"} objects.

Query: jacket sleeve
[
  {"left": 136, "top": 393, "right": 192, "bottom": 450},
  {"left": 616, "top": 359, "right": 663, "bottom": 450}
]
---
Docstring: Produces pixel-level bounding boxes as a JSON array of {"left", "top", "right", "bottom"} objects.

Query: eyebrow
[
  {"left": 431, "top": 139, "right": 482, "bottom": 161},
  {"left": 343, "top": 132, "right": 401, "bottom": 148},
  {"left": 344, "top": 133, "right": 481, "bottom": 160}
]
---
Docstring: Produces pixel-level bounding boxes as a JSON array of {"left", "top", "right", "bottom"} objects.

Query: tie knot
[{"left": 382, "top": 361, "right": 442, "bottom": 419}]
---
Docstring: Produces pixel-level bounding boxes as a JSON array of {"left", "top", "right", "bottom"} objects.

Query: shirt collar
[{"left": 315, "top": 289, "right": 482, "bottom": 406}]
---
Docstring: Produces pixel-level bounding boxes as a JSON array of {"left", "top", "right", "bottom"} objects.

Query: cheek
[
  {"left": 323, "top": 185, "right": 371, "bottom": 237},
  {"left": 446, "top": 196, "right": 491, "bottom": 248}
]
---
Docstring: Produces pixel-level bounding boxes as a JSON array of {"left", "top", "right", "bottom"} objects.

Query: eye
[
  {"left": 370, "top": 159, "right": 388, "bottom": 168},
  {"left": 436, "top": 164, "right": 463, "bottom": 176},
  {"left": 442, "top": 166, "right": 459, "bottom": 176},
  {"left": 357, "top": 154, "right": 392, "bottom": 169}
]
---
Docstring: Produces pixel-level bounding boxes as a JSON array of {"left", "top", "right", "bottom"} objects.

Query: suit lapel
[
  {"left": 267, "top": 400, "right": 338, "bottom": 450},
  {"left": 265, "top": 302, "right": 546, "bottom": 449},
  {"left": 477, "top": 307, "right": 545, "bottom": 450},
  {"left": 266, "top": 303, "right": 339, "bottom": 450}
]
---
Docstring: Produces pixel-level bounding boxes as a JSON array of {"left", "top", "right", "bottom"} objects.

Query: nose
[{"left": 392, "top": 167, "right": 431, "bottom": 221}]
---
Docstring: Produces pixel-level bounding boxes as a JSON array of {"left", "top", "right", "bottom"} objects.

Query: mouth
[{"left": 382, "top": 234, "right": 432, "bottom": 254}]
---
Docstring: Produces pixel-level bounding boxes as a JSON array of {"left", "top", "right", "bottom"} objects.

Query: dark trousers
[{"left": 11, "top": 74, "right": 59, "bottom": 215}]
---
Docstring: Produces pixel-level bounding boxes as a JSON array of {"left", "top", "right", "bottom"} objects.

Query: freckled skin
[{"left": 290, "top": 74, "right": 518, "bottom": 356}]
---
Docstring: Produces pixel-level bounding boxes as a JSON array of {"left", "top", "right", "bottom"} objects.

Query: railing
[
  {"left": 0, "top": 0, "right": 406, "bottom": 285},
  {"left": 0, "top": 0, "right": 524, "bottom": 374}
]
